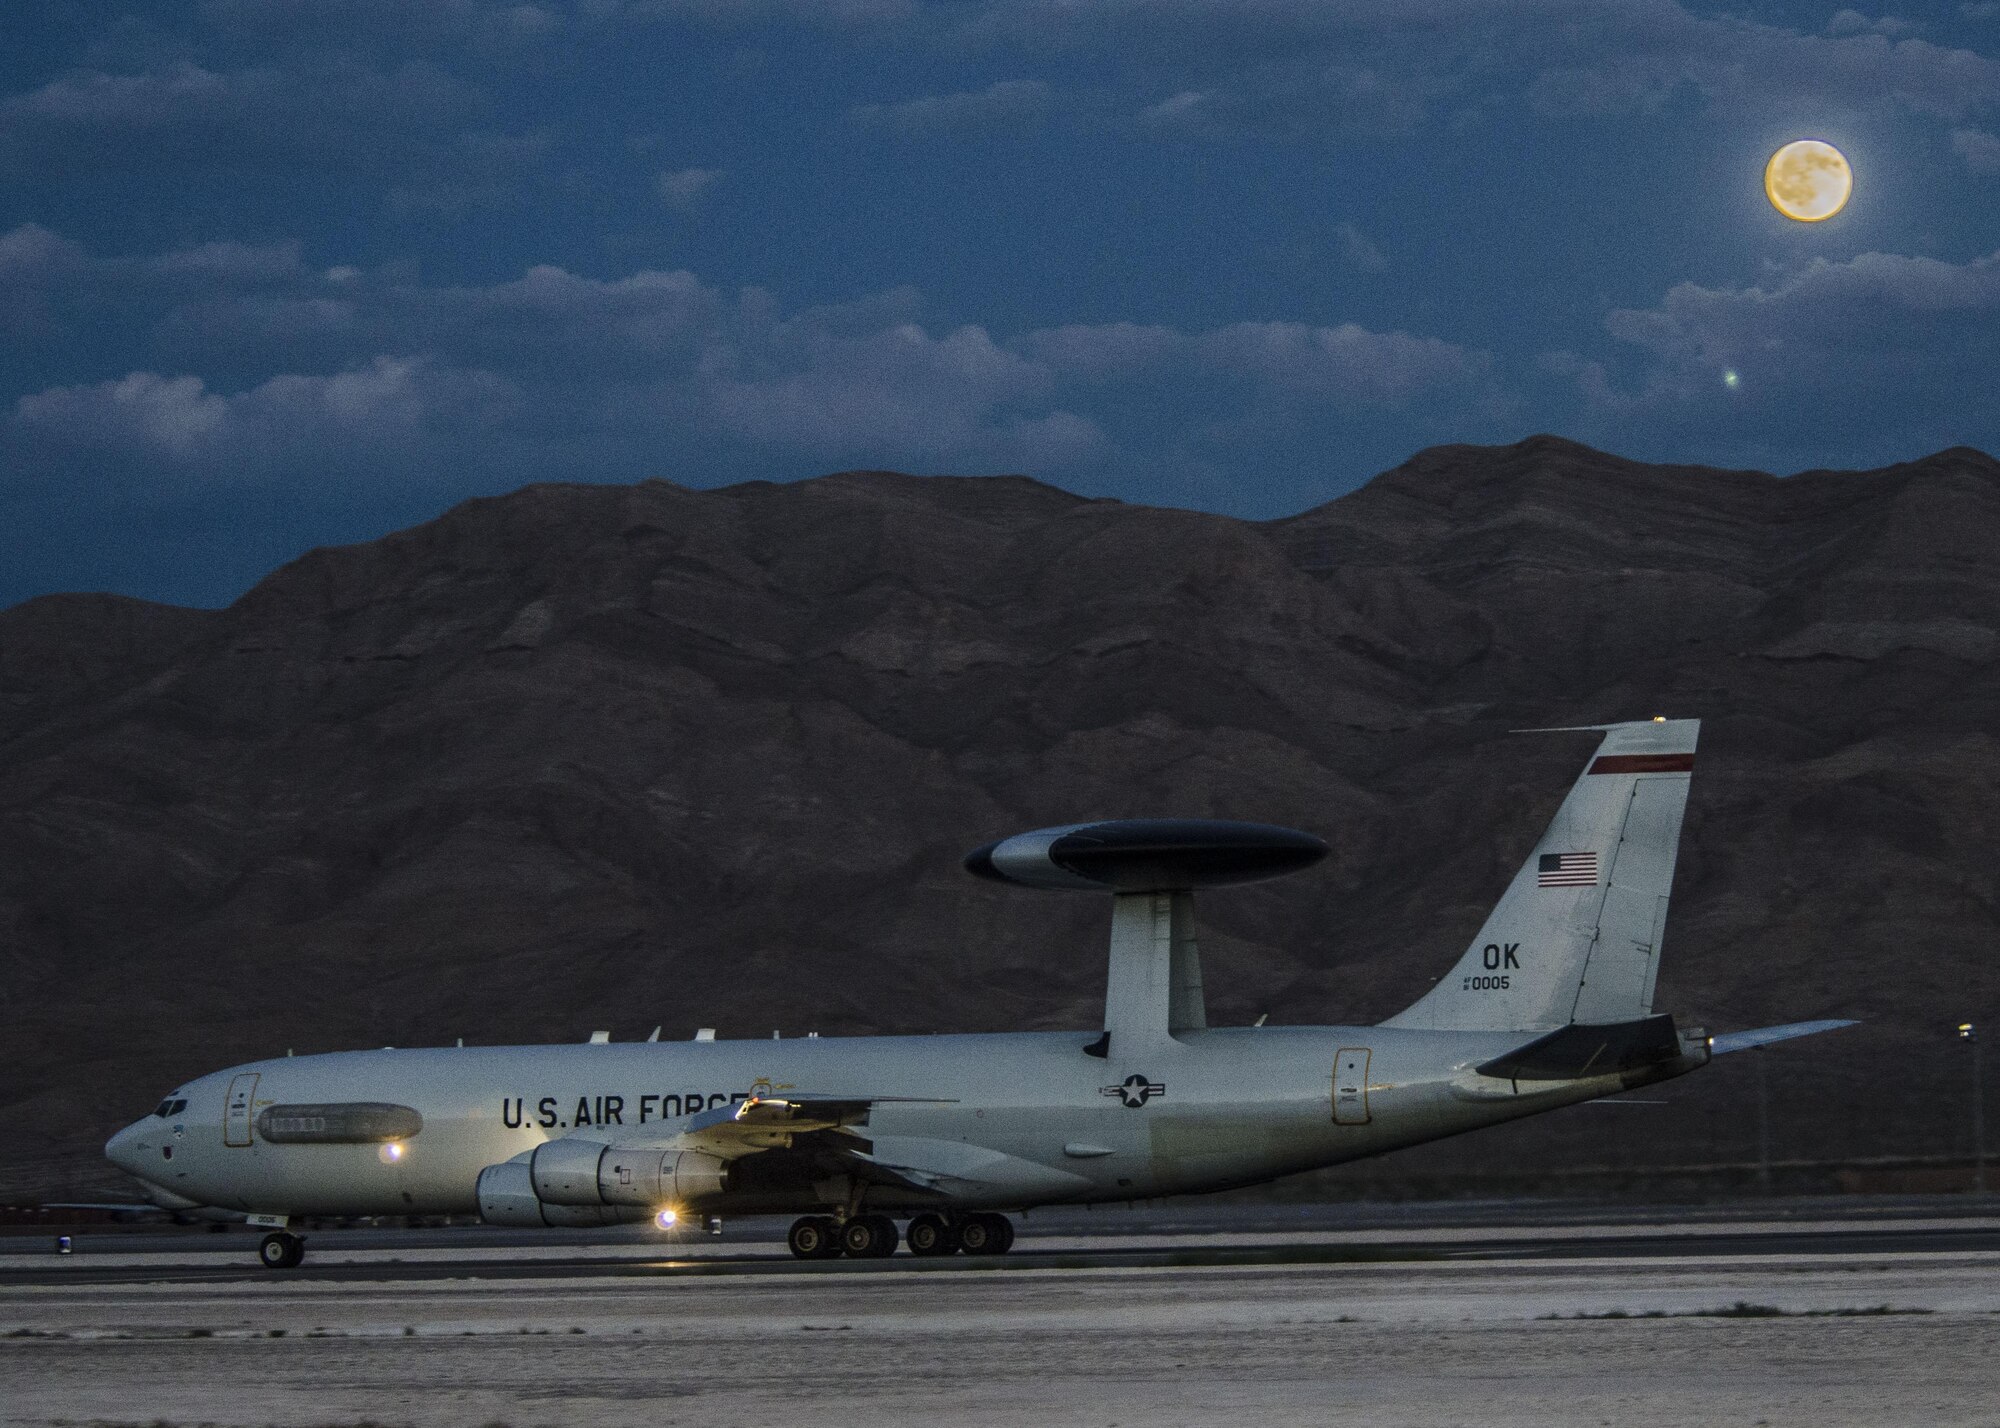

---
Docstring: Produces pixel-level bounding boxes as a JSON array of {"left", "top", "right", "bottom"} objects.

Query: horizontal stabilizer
[
  {"left": 1477, "top": 1013, "right": 1682, "bottom": 1081},
  {"left": 1708, "top": 1019, "right": 1859, "bottom": 1054}
]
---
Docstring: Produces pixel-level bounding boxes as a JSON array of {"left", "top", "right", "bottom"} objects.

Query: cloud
[
  {"left": 18, "top": 371, "right": 228, "bottom": 458},
  {"left": 606, "top": 0, "right": 920, "bottom": 28},
  {"left": 656, "top": 166, "right": 724, "bottom": 211},
  {"left": 0, "top": 56, "right": 517, "bottom": 188},
  {"left": 14, "top": 358, "right": 517, "bottom": 475},
  {"left": 1198, "top": 322, "right": 1484, "bottom": 405},
  {"left": 708, "top": 322, "right": 1045, "bottom": 442},
  {"left": 1015, "top": 322, "right": 1183, "bottom": 377},
  {"left": 850, "top": 79, "right": 1051, "bottom": 132},
  {"left": 1, "top": 225, "right": 1493, "bottom": 507},
  {"left": 152, "top": 240, "right": 305, "bottom": 281},
  {"left": 0, "top": 223, "right": 85, "bottom": 279},
  {"left": 1138, "top": 90, "right": 1208, "bottom": 129},
  {"left": 962, "top": 0, "right": 2000, "bottom": 133},
  {"left": 1953, "top": 126, "right": 2000, "bottom": 171},
  {"left": 1334, "top": 223, "right": 1388, "bottom": 273},
  {"left": 0, "top": 231, "right": 1113, "bottom": 487},
  {"left": 1018, "top": 316, "right": 1488, "bottom": 407},
  {"left": 1827, "top": 10, "right": 1915, "bottom": 38},
  {"left": 1559, "top": 249, "right": 2000, "bottom": 462},
  {"left": 5, "top": 58, "right": 476, "bottom": 141}
]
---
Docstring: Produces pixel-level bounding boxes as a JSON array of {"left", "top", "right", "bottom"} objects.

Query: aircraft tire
[
  {"left": 840, "top": 1213, "right": 899, "bottom": 1259},
  {"left": 905, "top": 1213, "right": 958, "bottom": 1256},
  {"left": 258, "top": 1232, "right": 305, "bottom": 1270},
  {"left": 787, "top": 1216, "right": 841, "bottom": 1260},
  {"left": 957, "top": 1212, "right": 1012, "bottom": 1256}
]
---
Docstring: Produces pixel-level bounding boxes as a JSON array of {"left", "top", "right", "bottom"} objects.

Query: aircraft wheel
[
  {"left": 840, "top": 1213, "right": 899, "bottom": 1259},
  {"left": 258, "top": 1232, "right": 305, "bottom": 1270},
  {"left": 787, "top": 1216, "right": 842, "bottom": 1260},
  {"left": 957, "top": 1212, "right": 1013, "bottom": 1256},
  {"left": 905, "top": 1213, "right": 958, "bottom": 1257}
]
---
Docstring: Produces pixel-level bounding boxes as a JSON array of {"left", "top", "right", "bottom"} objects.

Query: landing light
[
  {"left": 655, "top": 1208, "right": 678, "bottom": 1230},
  {"left": 378, "top": 1141, "right": 405, "bottom": 1164}
]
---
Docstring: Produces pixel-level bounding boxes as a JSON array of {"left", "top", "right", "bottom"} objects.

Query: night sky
[{"left": 5, "top": 1, "right": 1998, "bottom": 608}]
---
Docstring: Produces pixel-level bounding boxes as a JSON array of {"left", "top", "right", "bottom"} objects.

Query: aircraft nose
[{"left": 104, "top": 1120, "right": 149, "bottom": 1176}]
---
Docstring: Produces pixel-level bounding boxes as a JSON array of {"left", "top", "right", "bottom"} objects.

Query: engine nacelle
[
  {"left": 528, "top": 1137, "right": 608, "bottom": 1205},
  {"left": 476, "top": 1159, "right": 651, "bottom": 1228},
  {"left": 598, "top": 1147, "right": 729, "bottom": 1207},
  {"left": 477, "top": 1138, "right": 732, "bottom": 1226}
]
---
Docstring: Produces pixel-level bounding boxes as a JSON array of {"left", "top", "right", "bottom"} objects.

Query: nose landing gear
[{"left": 257, "top": 1231, "right": 306, "bottom": 1270}]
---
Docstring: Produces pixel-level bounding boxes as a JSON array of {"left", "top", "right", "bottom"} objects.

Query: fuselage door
[
  {"left": 224, "top": 1073, "right": 259, "bottom": 1147},
  {"left": 1333, "top": 1048, "right": 1371, "bottom": 1125}
]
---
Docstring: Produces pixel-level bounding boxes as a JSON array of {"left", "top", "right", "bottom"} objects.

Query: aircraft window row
[{"left": 153, "top": 1097, "right": 188, "bottom": 1118}]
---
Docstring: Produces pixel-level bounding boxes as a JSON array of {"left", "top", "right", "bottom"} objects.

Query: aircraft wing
[
  {"left": 1708, "top": 1019, "right": 1858, "bottom": 1054},
  {"left": 680, "top": 1092, "right": 955, "bottom": 1154},
  {"left": 38, "top": 1201, "right": 172, "bottom": 1218}
]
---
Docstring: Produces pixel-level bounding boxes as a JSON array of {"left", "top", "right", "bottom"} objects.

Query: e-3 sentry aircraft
[{"left": 106, "top": 718, "right": 1852, "bottom": 1269}]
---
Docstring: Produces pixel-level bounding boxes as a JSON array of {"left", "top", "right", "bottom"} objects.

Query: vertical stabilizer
[{"left": 1383, "top": 718, "right": 1698, "bottom": 1033}]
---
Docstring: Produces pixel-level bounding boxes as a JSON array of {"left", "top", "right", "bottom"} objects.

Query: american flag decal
[{"left": 1537, "top": 852, "right": 1598, "bottom": 888}]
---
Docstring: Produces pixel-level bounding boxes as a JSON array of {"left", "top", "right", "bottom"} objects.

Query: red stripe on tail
[{"left": 1588, "top": 753, "right": 1695, "bottom": 775}]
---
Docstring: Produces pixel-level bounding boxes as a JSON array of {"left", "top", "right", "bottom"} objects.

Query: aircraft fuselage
[{"left": 107, "top": 1025, "right": 1705, "bottom": 1219}]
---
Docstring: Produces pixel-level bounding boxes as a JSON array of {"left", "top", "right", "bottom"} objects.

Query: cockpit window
[
  {"left": 170, "top": 1098, "right": 188, "bottom": 1115},
  {"left": 154, "top": 1097, "right": 189, "bottom": 1118}
]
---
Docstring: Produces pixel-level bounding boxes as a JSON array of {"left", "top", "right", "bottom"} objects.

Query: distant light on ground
[
  {"left": 1723, "top": 369, "right": 1741, "bottom": 390},
  {"left": 1766, "top": 140, "right": 1852, "bottom": 222}
]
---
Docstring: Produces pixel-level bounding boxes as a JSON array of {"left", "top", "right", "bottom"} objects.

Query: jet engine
[{"left": 476, "top": 1139, "right": 729, "bottom": 1228}]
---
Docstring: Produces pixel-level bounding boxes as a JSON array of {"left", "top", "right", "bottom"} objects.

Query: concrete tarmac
[
  {"left": 3, "top": 1198, "right": 1998, "bottom": 1285},
  {"left": 3, "top": 1202, "right": 1998, "bottom": 1426}
]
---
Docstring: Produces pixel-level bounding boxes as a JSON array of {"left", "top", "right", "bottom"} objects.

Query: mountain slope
[{"left": 3, "top": 437, "right": 1997, "bottom": 1197}]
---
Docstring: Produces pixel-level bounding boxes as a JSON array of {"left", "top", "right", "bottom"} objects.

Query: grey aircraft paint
[{"left": 103, "top": 718, "right": 1853, "bottom": 1260}]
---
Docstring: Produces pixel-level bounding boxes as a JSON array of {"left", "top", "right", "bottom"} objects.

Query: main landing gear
[
  {"left": 258, "top": 1231, "right": 306, "bottom": 1270},
  {"left": 786, "top": 1212, "right": 1013, "bottom": 1260}
]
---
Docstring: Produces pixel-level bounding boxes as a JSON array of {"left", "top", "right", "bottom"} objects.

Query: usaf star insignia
[{"left": 1101, "top": 1073, "right": 1166, "bottom": 1108}]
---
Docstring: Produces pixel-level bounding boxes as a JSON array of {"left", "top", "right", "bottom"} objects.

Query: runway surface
[
  {"left": 4, "top": 1201, "right": 2000, "bottom": 1428},
  {"left": 3, "top": 1196, "right": 1998, "bottom": 1285}
]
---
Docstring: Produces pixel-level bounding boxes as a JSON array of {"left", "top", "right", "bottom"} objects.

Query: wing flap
[{"left": 681, "top": 1092, "right": 955, "bottom": 1155}]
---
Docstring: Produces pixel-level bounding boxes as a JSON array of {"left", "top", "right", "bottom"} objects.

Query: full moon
[{"left": 1765, "top": 140, "right": 1852, "bottom": 222}]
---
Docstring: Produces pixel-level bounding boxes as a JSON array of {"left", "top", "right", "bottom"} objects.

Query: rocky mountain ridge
[{"left": 3, "top": 434, "right": 1997, "bottom": 1197}]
